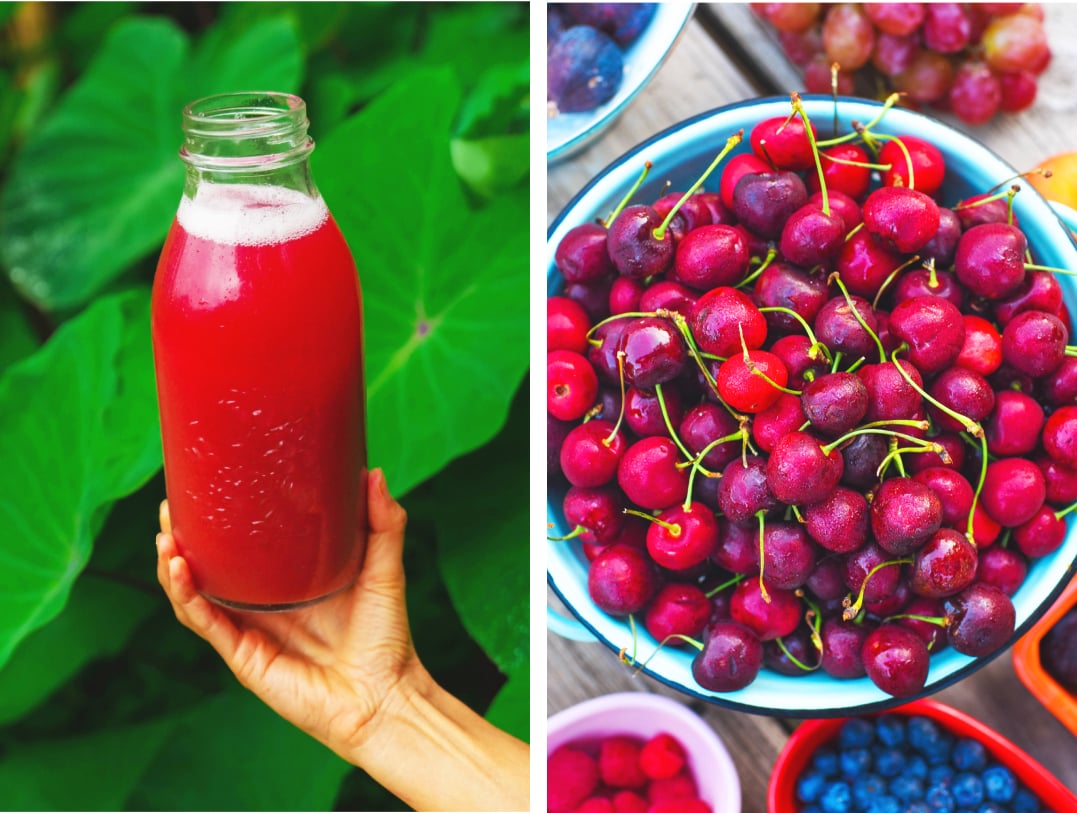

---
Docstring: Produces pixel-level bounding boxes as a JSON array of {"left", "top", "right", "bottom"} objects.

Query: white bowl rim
[{"left": 547, "top": 94, "right": 1077, "bottom": 718}]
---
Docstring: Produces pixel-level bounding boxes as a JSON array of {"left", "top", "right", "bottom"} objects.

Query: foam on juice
[{"left": 177, "top": 183, "right": 329, "bottom": 247}]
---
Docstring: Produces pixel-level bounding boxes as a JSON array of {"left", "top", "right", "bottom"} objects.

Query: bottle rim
[{"left": 180, "top": 91, "right": 313, "bottom": 170}]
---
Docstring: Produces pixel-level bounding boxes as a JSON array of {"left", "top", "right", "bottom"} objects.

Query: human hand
[{"left": 156, "top": 468, "right": 418, "bottom": 757}]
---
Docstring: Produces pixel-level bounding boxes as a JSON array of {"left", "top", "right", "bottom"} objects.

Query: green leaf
[
  {"left": 434, "top": 382, "right": 528, "bottom": 677},
  {"left": 0, "top": 289, "right": 161, "bottom": 671},
  {"left": 451, "top": 133, "right": 529, "bottom": 199},
  {"left": 0, "top": 274, "right": 37, "bottom": 374},
  {"left": 313, "top": 67, "right": 528, "bottom": 495},
  {"left": 0, "top": 717, "right": 175, "bottom": 811},
  {"left": 127, "top": 689, "right": 352, "bottom": 811},
  {"left": 454, "top": 62, "right": 529, "bottom": 138},
  {"left": 0, "top": 16, "right": 303, "bottom": 311},
  {"left": 0, "top": 576, "right": 156, "bottom": 726},
  {"left": 484, "top": 670, "right": 529, "bottom": 743},
  {"left": 419, "top": 4, "right": 528, "bottom": 87}
]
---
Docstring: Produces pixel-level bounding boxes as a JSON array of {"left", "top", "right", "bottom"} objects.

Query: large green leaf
[
  {"left": 0, "top": 289, "right": 161, "bottom": 671},
  {"left": 0, "top": 576, "right": 156, "bottom": 726},
  {"left": 0, "top": 717, "right": 175, "bottom": 811},
  {"left": 435, "top": 383, "right": 528, "bottom": 678},
  {"left": 126, "top": 689, "right": 352, "bottom": 811},
  {"left": 0, "top": 274, "right": 37, "bottom": 373},
  {"left": 313, "top": 68, "right": 528, "bottom": 496},
  {"left": 0, "top": 16, "right": 303, "bottom": 311}
]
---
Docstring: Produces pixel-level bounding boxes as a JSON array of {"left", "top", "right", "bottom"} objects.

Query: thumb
[{"left": 360, "top": 468, "right": 407, "bottom": 585}]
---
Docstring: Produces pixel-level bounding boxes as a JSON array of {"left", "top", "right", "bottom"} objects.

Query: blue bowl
[
  {"left": 547, "top": 4, "right": 695, "bottom": 164},
  {"left": 547, "top": 95, "right": 1077, "bottom": 717}
]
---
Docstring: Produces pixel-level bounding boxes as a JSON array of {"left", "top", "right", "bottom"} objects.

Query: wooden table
[{"left": 547, "top": 5, "right": 1077, "bottom": 809}]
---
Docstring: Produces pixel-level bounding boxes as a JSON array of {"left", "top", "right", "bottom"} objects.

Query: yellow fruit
[{"left": 1028, "top": 152, "right": 1077, "bottom": 212}]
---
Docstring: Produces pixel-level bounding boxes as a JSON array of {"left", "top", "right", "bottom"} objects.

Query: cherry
[
  {"left": 637, "top": 280, "right": 696, "bottom": 319},
  {"left": 1038, "top": 356, "right": 1077, "bottom": 407},
  {"left": 839, "top": 432, "right": 889, "bottom": 491},
  {"left": 759, "top": 519, "right": 816, "bottom": 590},
  {"left": 755, "top": 262, "right": 829, "bottom": 334},
  {"left": 862, "top": 185, "right": 941, "bottom": 254},
  {"left": 804, "top": 486, "right": 870, "bottom": 553},
  {"left": 985, "top": 389, "right": 1044, "bottom": 456},
  {"left": 562, "top": 485, "right": 627, "bottom": 544},
  {"left": 712, "top": 517, "right": 761, "bottom": 574},
  {"left": 812, "top": 142, "right": 872, "bottom": 199},
  {"left": 981, "top": 456, "right": 1046, "bottom": 527},
  {"left": 954, "top": 222, "right": 1028, "bottom": 300},
  {"left": 652, "top": 191, "right": 713, "bottom": 244},
  {"left": 691, "top": 286, "right": 768, "bottom": 357},
  {"left": 752, "top": 393, "right": 807, "bottom": 453},
  {"left": 560, "top": 420, "right": 627, "bottom": 488},
  {"left": 857, "top": 360, "right": 924, "bottom": 421},
  {"left": 764, "top": 626, "right": 817, "bottom": 676},
  {"left": 888, "top": 295, "right": 966, "bottom": 374},
  {"left": 955, "top": 191, "right": 1018, "bottom": 230},
  {"left": 750, "top": 113, "right": 818, "bottom": 170},
  {"left": 716, "top": 456, "right": 780, "bottom": 524},
  {"left": 587, "top": 543, "right": 659, "bottom": 616},
  {"left": 800, "top": 372, "right": 869, "bottom": 437},
  {"left": 767, "top": 430, "right": 844, "bottom": 506},
  {"left": 587, "top": 319, "right": 630, "bottom": 385},
  {"left": 644, "top": 582, "right": 711, "bottom": 645},
  {"left": 770, "top": 333, "right": 829, "bottom": 388},
  {"left": 730, "top": 577, "right": 802, "bottom": 641},
  {"left": 943, "top": 582, "right": 1016, "bottom": 657},
  {"left": 995, "top": 270, "right": 1064, "bottom": 326},
  {"left": 563, "top": 276, "right": 614, "bottom": 323},
  {"left": 719, "top": 152, "right": 771, "bottom": 211},
  {"left": 606, "top": 204, "right": 674, "bottom": 279},
  {"left": 548, "top": 349, "right": 599, "bottom": 421},
  {"left": 870, "top": 476, "right": 943, "bottom": 555},
  {"left": 643, "top": 503, "right": 720, "bottom": 572},
  {"left": 895, "top": 596, "right": 947, "bottom": 650},
  {"left": 691, "top": 620, "right": 763, "bottom": 692},
  {"left": 549, "top": 414, "right": 573, "bottom": 480},
  {"left": 673, "top": 224, "right": 749, "bottom": 290},
  {"left": 1035, "top": 452, "right": 1077, "bottom": 505},
  {"left": 717, "top": 348, "right": 789, "bottom": 414},
  {"left": 554, "top": 222, "right": 615, "bottom": 284},
  {"left": 891, "top": 264, "right": 965, "bottom": 310},
  {"left": 909, "top": 528, "right": 978, "bottom": 598},
  {"left": 976, "top": 546, "right": 1029, "bottom": 596},
  {"left": 1001, "top": 309, "right": 1068, "bottom": 377},
  {"left": 954, "top": 314, "right": 1003, "bottom": 376},
  {"left": 619, "top": 316, "right": 688, "bottom": 389},
  {"left": 624, "top": 385, "right": 683, "bottom": 438},
  {"left": 912, "top": 467, "right": 974, "bottom": 529},
  {"left": 835, "top": 229, "right": 905, "bottom": 299},
  {"left": 1042, "top": 405, "right": 1077, "bottom": 469},
  {"left": 810, "top": 190, "right": 861, "bottom": 231},
  {"left": 919, "top": 206, "right": 962, "bottom": 268},
  {"left": 820, "top": 617, "right": 871, "bottom": 679},
  {"left": 861, "top": 624, "right": 930, "bottom": 697},
  {"left": 779, "top": 203, "right": 845, "bottom": 269},
  {"left": 814, "top": 293, "right": 880, "bottom": 360},
  {"left": 679, "top": 402, "right": 742, "bottom": 471},
  {"left": 608, "top": 276, "right": 645, "bottom": 315},
  {"left": 879, "top": 134, "right": 946, "bottom": 196},
  {"left": 732, "top": 170, "right": 809, "bottom": 239},
  {"left": 617, "top": 437, "right": 689, "bottom": 511},
  {"left": 1013, "top": 504, "right": 1069, "bottom": 558},
  {"left": 926, "top": 366, "right": 995, "bottom": 433},
  {"left": 548, "top": 295, "right": 593, "bottom": 353}
]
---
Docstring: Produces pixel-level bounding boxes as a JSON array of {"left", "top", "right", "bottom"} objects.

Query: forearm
[{"left": 340, "top": 662, "right": 530, "bottom": 812}]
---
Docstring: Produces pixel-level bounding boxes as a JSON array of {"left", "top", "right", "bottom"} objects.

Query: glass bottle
[{"left": 152, "top": 92, "right": 366, "bottom": 610}]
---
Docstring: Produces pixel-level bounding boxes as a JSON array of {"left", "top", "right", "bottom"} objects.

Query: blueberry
[
  {"left": 840, "top": 717, "right": 876, "bottom": 749},
  {"left": 977, "top": 804, "right": 1007, "bottom": 813},
  {"left": 820, "top": 780, "right": 855, "bottom": 813},
  {"left": 1012, "top": 788, "right": 1041, "bottom": 813},
  {"left": 852, "top": 773, "right": 887, "bottom": 809},
  {"left": 952, "top": 738, "right": 989, "bottom": 772},
  {"left": 929, "top": 764, "right": 956, "bottom": 788},
  {"left": 865, "top": 795, "right": 901, "bottom": 813},
  {"left": 908, "top": 805, "right": 932, "bottom": 813},
  {"left": 890, "top": 774, "right": 926, "bottom": 802},
  {"left": 798, "top": 769, "right": 827, "bottom": 803},
  {"left": 874, "top": 745, "right": 906, "bottom": 778},
  {"left": 907, "top": 716, "right": 943, "bottom": 752},
  {"left": 813, "top": 746, "right": 841, "bottom": 778},
  {"left": 839, "top": 745, "right": 873, "bottom": 778},
  {"left": 906, "top": 754, "right": 929, "bottom": 780},
  {"left": 981, "top": 764, "right": 1016, "bottom": 803},
  {"left": 926, "top": 785, "right": 956, "bottom": 813},
  {"left": 875, "top": 714, "right": 906, "bottom": 747},
  {"left": 951, "top": 772, "right": 984, "bottom": 807}
]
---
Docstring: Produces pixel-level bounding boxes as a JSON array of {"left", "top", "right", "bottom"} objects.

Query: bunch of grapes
[{"left": 752, "top": 3, "right": 1051, "bottom": 126}]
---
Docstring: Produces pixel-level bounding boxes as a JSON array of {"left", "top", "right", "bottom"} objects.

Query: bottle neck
[{"left": 180, "top": 92, "right": 318, "bottom": 197}]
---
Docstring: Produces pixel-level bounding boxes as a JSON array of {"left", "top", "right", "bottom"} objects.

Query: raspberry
[
  {"left": 645, "top": 774, "right": 696, "bottom": 803},
  {"left": 646, "top": 799, "right": 712, "bottom": 813},
  {"left": 574, "top": 798, "right": 615, "bottom": 813},
  {"left": 598, "top": 735, "right": 647, "bottom": 789},
  {"left": 548, "top": 746, "right": 600, "bottom": 813},
  {"left": 638, "top": 733, "right": 686, "bottom": 781},
  {"left": 611, "top": 790, "right": 648, "bottom": 813}
]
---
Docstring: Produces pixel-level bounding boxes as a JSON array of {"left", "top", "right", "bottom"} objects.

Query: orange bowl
[
  {"left": 1013, "top": 573, "right": 1077, "bottom": 739},
  {"left": 766, "top": 697, "right": 1077, "bottom": 813}
]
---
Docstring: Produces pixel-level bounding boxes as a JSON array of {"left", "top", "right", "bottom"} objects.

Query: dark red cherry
[
  {"left": 606, "top": 204, "right": 675, "bottom": 278},
  {"left": 673, "top": 224, "right": 750, "bottom": 291},
  {"left": 555, "top": 222, "right": 615, "bottom": 284},
  {"left": 766, "top": 430, "right": 844, "bottom": 506},
  {"left": 888, "top": 295, "right": 966, "bottom": 375},
  {"left": 870, "top": 476, "right": 943, "bottom": 555},
  {"left": 691, "top": 620, "right": 763, "bottom": 692},
  {"left": 587, "top": 544, "right": 659, "bottom": 616},
  {"left": 862, "top": 185, "right": 941, "bottom": 254},
  {"left": 909, "top": 528, "right": 978, "bottom": 598},
  {"left": 954, "top": 222, "right": 1028, "bottom": 300},
  {"left": 618, "top": 316, "right": 687, "bottom": 389},
  {"left": 943, "top": 582, "right": 1016, "bottom": 657},
  {"left": 862, "top": 624, "right": 930, "bottom": 697}
]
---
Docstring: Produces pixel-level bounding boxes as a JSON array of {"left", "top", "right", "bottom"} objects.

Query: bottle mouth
[{"left": 180, "top": 91, "right": 314, "bottom": 170}]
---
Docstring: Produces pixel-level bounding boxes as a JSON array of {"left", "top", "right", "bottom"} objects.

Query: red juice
[{"left": 152, "top": 183, "right": 366, "bottom": 609}]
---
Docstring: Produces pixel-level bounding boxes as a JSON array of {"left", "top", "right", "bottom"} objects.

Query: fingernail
[{"left": 155, "top": 533, "right": 163, "bottom": 551}]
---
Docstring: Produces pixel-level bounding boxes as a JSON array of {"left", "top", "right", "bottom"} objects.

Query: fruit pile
[
  {"left": 751, "top": 3, "right": 1051, "bottom": 126},
  {"left": 547, "top": 4, "right": 657, "bottom": 116},
  {"left": 548, "top": 731, "right": 712, "bottom": 813},
  {"left": 795, "top": 714, "right": 1048, "bottom": 812},
  {"left": 547, "top": 94, "right": 1077, "bottom": 700}
]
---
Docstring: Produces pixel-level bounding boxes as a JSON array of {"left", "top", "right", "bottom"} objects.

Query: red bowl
[
  {"left": 1013, "top": 573, "right": 1077, "bottom": 739},
  {"left": 766, "top": 697, "right": 1077, "bottom": 813}
]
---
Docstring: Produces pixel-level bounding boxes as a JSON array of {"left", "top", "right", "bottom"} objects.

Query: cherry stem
[
  {"left": 758, "top": 306, "right": 832, "bottom": 362},
  {"left": 871, "top": 254, "right": 922, "bottom": 311},
  {"left": 886, "top": 612, "right": 948, "bottom": 629},
  {"left": 842, "top": 557, "right": 913, "bottom": 621},
  {"left": 800, "top": 591, "right": 824, "bottom": 653},
  {"left": 653, "top": 131, "right": 744, "bottom": 241},
  {"left": 547, "top": 524, "right": 586, "bottom": 542},
  {"left": 953, "top": 185, "right": 1017, "bottom": 212},
  {"left": 654, "top": 383, "right": 695, "bottom": 467},
  {"left": 790, "top": 91, "right": 829, "bottom": 216},
  {"left": 967, "top": 433, "right": 989, "bottom": 545},
  {"left": 623, "top": 507, "right": 681, "bottom": 537},
  {"left": 816, "top": 92, "right": 901, "bottom": 148},
  {"left": 755, "top": 509, "right": 772, "bottom": 604},
  {"left": 704, "top": 572, "right": 746, "bottom": 599},
  {"left": 877, "top": 440, "right": 949, "bottom": 480},
  {"left": 585, "top": 309, "right": 661, "bottom": 342},
  {"left": 868, "top": 132, "right": 916, "bottom": 190},
  {"left": 829, "top": 272, "right": 887, "bottom": 363},
  {"left": 736, "top": 247, "right": 778, "bottom": 290},
  {"left": 775, "top": 635, "right": 821, "bottom": 672},
  {"left": 1055, "top": 498, "right": 1077, "bottom": 520},
  {"left": 603, "top": 161, "right": 653, "bottom": 228},
  {"left": 603, "top": 350, "right": 628, "bottom": 446},
  {"left": 821, "top": 425, "right": 933, "bottom": 457},
  {"left": 740, "top": 324, "right": 802, "bottom": 396},
  {"left": 1025, "top": 262, "right": 1077, "bottom": 277},
  {"left": 890, "top": 345, "right": 984, "bottom": 438}
]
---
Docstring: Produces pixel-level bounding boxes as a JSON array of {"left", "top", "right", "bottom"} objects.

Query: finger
[
  {"left": 367, "top": 468, "right": 407, "bottom": 536},
  {"left": 159, "top": 500, "right": 171, "bottom": 535},
  {"left": 163, "top": 551, "right": 247, "bottom": 662},
  {"left": 360, "top": 468, "right": 407, "bottom": 584},
  {"left": 156, "top": 531, "right": 176, "bottom": 594}
]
